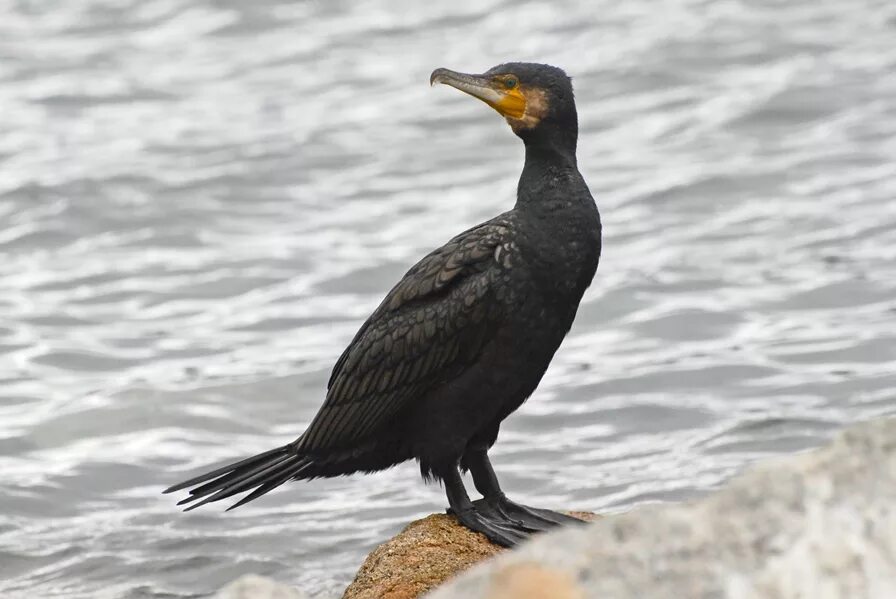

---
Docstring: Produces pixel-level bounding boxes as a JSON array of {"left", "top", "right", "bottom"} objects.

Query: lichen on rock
[{"left": 342, "top": 511, "right": 597, "bottom": 599}]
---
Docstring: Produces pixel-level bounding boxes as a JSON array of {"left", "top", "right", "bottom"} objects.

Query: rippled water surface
[{"left": 2, "top": 0, "right": 895, "bottom": 597}]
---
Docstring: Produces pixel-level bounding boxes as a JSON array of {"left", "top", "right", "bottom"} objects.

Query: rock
[
  {"left": 426, "top": 418, "right": 896, "bottom": 599},
  {"left": 217, "top": 574, "right": 308, "bottom": 599},
  {"left": 342, "top": 511, "right": 598, "bottom": 599}
]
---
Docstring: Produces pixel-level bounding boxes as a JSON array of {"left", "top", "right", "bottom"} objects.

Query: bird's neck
[
  {"left": 524, "top": 139, "right": 577, "bottom": 170},
  {"left": 515, "top": 135, "right": 583, "bottom": 211}
]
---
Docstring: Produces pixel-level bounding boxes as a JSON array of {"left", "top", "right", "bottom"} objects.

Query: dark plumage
[{"left": 165, "top": 62, "right": 602, "bottom": 546}]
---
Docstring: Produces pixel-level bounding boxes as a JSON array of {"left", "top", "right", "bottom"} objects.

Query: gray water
[{"left": 1, "top": 0, "right": 895, "bottom": 597}]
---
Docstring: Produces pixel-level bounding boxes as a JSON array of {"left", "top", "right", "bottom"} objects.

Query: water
[{"left": 1, "top": 0, "right": 895, "bottom": 596}]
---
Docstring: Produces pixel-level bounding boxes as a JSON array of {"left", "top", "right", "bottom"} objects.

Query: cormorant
[{"left": 165, "top": 63, "right": 602, "bottom": 547}]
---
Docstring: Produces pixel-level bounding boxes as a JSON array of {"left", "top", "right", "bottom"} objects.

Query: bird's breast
[{"left": 513, "top": 219, "right": 600, "bottom": 299}]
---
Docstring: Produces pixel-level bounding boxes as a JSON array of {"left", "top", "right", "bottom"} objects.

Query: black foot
[
  {"left": 483, "top": 495, "right": 586, "bottom": 531},
  {"left": 446, "top": 505, "right": 530, "bottom": 547},
  {"left": 469, "top": 498, "right": 538, "bottom": 532}
]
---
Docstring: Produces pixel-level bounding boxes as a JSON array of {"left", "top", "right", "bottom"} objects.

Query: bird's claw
[
  {"left": 470, "top": 498, "right": 539, "bottom": 532},
  {"left": 447, "top": 497, "right": 584, "bottom": 546},
  {"left": 491, "top": 497, "right": 586, "bottom": 529},
  {"left": 449, "top": 505, "right": 529, "bottom": 547}
]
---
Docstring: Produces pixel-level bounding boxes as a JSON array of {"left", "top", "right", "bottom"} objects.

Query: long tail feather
[
  {"left": 164, "top": 445, "right": 310, "bottom": 511},
  {"left": 225, "top": 459, "right": 314, "bottom": 511},
  {"left": 163, "top": 447, "right": 285, "bottom": 494},
  {"left": 181, "top": 453, "right": 294, "bottom": 502}
]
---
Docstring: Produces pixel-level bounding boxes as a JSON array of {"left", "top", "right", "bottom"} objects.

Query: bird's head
[{"left": 430, "top": 62, "right": 577, "bottom": 147}]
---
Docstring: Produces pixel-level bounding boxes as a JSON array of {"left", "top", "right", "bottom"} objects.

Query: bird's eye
[{"left": 504, "top": 78, "right": 517, "bottom": 89}]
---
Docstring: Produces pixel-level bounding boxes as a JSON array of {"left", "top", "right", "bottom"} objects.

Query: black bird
[{"left": 165, "top": 62, "right": 602, "bottom": 547}]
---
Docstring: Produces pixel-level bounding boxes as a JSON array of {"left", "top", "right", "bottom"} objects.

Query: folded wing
[{"left": 296, "top": 221, "right": 513, "bottom": 453}]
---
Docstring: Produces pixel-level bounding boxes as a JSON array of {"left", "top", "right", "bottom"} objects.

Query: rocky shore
[{"left": 217, "top": 417, "right": 896, "bottom": 599}]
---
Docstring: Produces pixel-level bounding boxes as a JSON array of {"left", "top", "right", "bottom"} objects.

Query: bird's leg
[
  {"left": 465, "top": 447, "right": 585, "bottom": 531},
  {"left": 438, "top": 462, "right": 528, "bottom": 547}
]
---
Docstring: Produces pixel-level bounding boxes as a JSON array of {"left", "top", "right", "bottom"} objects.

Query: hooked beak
[{"left": 430, "top": 68, "right": 527, "bottom": 119}]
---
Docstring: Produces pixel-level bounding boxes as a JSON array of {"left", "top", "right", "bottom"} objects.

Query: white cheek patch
[{"left": 507, "top": 88, "right": 548, "bottom": 131}]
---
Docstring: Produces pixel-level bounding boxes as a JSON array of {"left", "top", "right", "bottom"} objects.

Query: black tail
[{"left": 163, "top": 445, "right": 312, "bottom": 511}]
